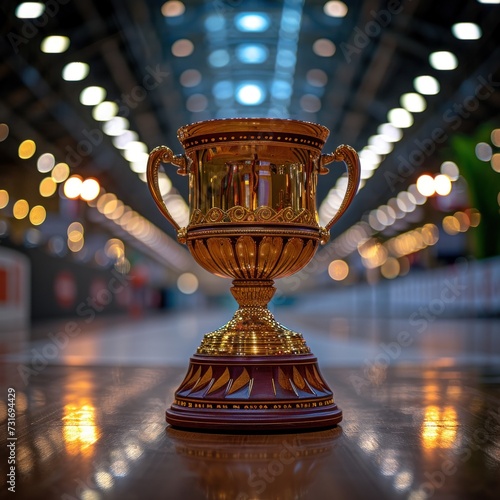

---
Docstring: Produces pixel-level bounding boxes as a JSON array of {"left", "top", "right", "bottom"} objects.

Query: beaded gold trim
[{"left": 180, "top": 131, "right": 325, "bottom": 150}]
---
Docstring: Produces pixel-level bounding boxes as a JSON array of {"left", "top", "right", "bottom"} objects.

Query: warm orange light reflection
[
  {"left": 63, "top": 402, "right": 98, "bottom": 454},
  {"left": 421, "top": 405, "right": 458, "bottom": 450}
]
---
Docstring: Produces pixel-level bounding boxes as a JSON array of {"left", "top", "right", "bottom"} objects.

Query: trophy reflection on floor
[{"left": 167, "top": 427, "right": 342, "bottom": 499}]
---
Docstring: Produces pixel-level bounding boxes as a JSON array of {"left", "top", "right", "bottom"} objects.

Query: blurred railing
[{"left": 298, "top": 257, "right": 500, "bottom": 318}]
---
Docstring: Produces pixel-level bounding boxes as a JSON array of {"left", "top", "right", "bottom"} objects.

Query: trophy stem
[{"left": 197, "top": 280, "right": 310, "bottom": 356}]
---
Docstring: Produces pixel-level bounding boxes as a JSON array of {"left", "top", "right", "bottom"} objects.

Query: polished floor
[{"left": 1, "top": 304, "right": 500, "bottom": 499}]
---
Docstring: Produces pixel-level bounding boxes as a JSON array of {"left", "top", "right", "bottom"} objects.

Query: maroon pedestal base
[{"left": 166, "top": 354, "right": 342, "bottom": 431}]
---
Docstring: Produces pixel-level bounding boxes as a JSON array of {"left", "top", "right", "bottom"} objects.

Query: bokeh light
[
  {"left": 328, "top": 260, "right": 349, "bottom": 281},
  {"left": 177, "top": 273, "right": 199, "bottom": 294},
  {"left": 0, "top": 190, "right": 9, "bottom": 209},
  {"left": 434, "top": 174, "right": 452, "bottom": 196},
  {"left": 13, "top": 199, "right": 30, "bottom": 219},
  {"left": 381, "top": 257, "right": 400, "bottom": 279},
  {"left": 416, "top": 175, "right": 435, "bottom": 197},
  {"left": 19, "top": 139, "right": 36, "bottom": 159},
  {"left": 51, "top": 162, "right": 70, "bottom": 183},
  {"left": 40, "top": 177, "right": 57, "bottom": 197},
  {"left": 29, "top": 205, "right": 46, "bottom": 225},
  {"left": 80, "top": 178, "right": 100, "bottom": 201},
  {"left": 64, "top": 176, "right": 83, "bottom": 199},
  {"left": 161, "top": 1, "right": 185, "bottom": 17}
]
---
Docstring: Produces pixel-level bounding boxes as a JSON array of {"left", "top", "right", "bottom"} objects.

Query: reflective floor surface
[{"left": 1, "top": 306, "right": 499, "bottom": 499}]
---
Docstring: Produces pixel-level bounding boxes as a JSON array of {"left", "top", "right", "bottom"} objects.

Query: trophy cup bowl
[{"left": 147, "top": 118, "right": 360, "bottom": 431}]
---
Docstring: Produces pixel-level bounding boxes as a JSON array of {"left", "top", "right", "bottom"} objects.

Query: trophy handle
[
  {"left": 319, "top": 144, "right": 361, "bottom": 244},
  {"left": 146, "top": 145, "right": 189, "bottom": 244}
]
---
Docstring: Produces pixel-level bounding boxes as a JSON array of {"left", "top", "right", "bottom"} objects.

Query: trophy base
[{"left": 166, "top": 354, "right": 342, "bottom": 431}]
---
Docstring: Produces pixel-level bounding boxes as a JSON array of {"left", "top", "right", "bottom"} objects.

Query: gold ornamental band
[{"left": 186, "top": 226, "right": 321, "bottom": 239}]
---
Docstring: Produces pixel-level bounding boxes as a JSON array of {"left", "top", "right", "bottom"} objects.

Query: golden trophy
[{"left": 147, "top": 118, "right": 360, "bottom": 431}]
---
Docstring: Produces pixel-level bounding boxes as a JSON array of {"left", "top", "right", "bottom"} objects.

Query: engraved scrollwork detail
[{"left": 189, "top": 205, "right": 318, "bottom": 226}]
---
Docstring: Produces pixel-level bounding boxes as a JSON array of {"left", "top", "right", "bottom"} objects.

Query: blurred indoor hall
[{"left": 1, "top": 1, "right": 500, "bottom": 499}]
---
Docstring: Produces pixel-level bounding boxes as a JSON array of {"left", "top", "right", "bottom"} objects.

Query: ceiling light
[
  {"left": 477, "top": 1, "right": 500, "bottom": 5},
  {"left": 37, "top": 153, "right": 55, "bottom": 173},
  {"left": 103, "top": 117, "right": 129, "bottom": 136},
  {"left": 204, "top": 14, "right": 225, "bottom": 32},
  {"left": 491, "top": 154, "right": 500, "bottom": 173},
  {"left": 407, "top": 184, "right": 427, "bottom": 205},
  {"left": 324, "top": 1, "right": 348, "bottom": 17},
  {"left": 235, "top": 13, "right": 270, "bottom": 32},
  {"left": 158, "top": 174, "right": 172, "bottom": 195},
  {"left": 434, "top": 174, "right": 452, "bottom": 196},
  {"left": 282, "top": 9, "right": 301, "bottom": 33},
  {"left": 400, "top": 93, "right": 427, "bottom": 112},
  {"left": 306, "top": 69, "right": 328, "bottom": 87},
  {"left": 377, "top": 123, "right": 403, "bottom": 142},
  {"left": 79, "top": 86, "right": 106, "bottom": 106},
  {"left": 13, "top": 200, "right": 29, "bottom": 219},
  {"left": 80, "top": 178, "right": 101, "bottom": 201},
  {"left": 123, "top": 142, "right": 148, "bottom": 162},
  {"left": 186, "top": 94, "right": 208, "bottom": 112},
  {"left": 180, "top": 69, "right": 202, "bottom": 87},
  {"left": 15, "top": 2, "right": 44, "bottom": 18},
  {"left": 236, "top": 83, "right": 266, "bottom": 105},
  {"left": 236, "top": 44, "right": 268, "bottom": 64},
  {"left": 359, "top": 149, "right": 381, "bottom": 165},
  {"left": 208, "top": 49, "right": 230, "bottom": 68},
  {"left": 62, "top": 62, "right": 89, "bottom": 81},
  {"left": 396, "top": 191, "right": 417, "bottom": 213},
  {"left": 300, "top": 94, "right": 321, "bottom": 113},
  {"left": 416, "top": 174, "right": 435, "bottom": 197},
  {"left": 368, "top": 135, "right": 393, "bottom": 155},
  {"left": 161, "top": 1, "right": 185, "bottom": 17},
  {"left": 413, "top": 75, "right": 440, "bottom": 95},
  {"left": 313, "top": 38, "right": 336, "bottom": 57},
  {"left": 271, "top": 80, "right": 292, "bottom": 99},
  {"left": 440, "top": 161, "right": 459, "bottom": 181},
  {"left": 475, "top": 142, "right": 492, "bottom": 161},
  {"left": 452, "top": 22, "right": 482, "bottom": 40},
  {"left": 171, "top": 39, "right": 194, "bottom": 57},
  {"left": 0, "top": 123, "right": 9, "bottom": 142},
  {"left": 177, "top": 273, "right": 199, "bottom": 294},
  {"left": 51, "top": 162, "right": 70, "bottom": 183},
  {"left": 387, "top": 108, "right": 414, "bottom": 128},
  {"left": 328, "top": 260, "right": 349, "bottom": 281},
  {"left": 41, "top": 36, "right": 70, "bottom": 53},
  {"left": 39, "top": 177, "right": 57, "bottom": 197},
  {"left": 92, "top": 101, "right": 118, "bottom": 121},
  {"left": 276, "top": 49, "right": 296, "bottom": 68},
  {"left": 64, "top": 176, "right": 83, "bottom": 199},
  {"left": 213, "top": 80, "right": 234, "bottom": 100},
  {"left": 18, "top": 139, "right": 36, "bottom": 159},
  {"left": 130, "top": 158, "right": 149, "bottom": 174},
  {"left": 429, "top": 51, "right": 458, "bottom": 70},
  {"left": 361, "top": 169, "right": 375, "bottom": 179},
  {"left": 491, "top": 129, "right": 500, "bottom": 147},
  {"left": 113, "top": 131, "right": 138, "bottom": 149}
]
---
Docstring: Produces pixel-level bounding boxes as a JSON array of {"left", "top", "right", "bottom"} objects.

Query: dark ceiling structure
[{"left": 1, "top": 0, "right": 499, "bottom": 291}]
